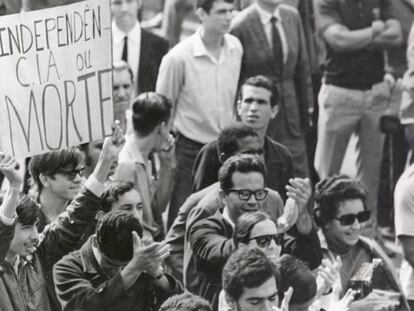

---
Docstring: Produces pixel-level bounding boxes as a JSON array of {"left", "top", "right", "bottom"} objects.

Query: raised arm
[
  {"left": 38, "top": 126, "right": 125, "bottom": 266},
  {"left": 0, "top": 153, "right": 22, "bottom": 259}
]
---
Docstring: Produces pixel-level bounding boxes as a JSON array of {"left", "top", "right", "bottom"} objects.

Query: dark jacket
[
  {"left": 0, "top": 187, "right": 101, "bottom": 311},
  {"left": 53, "top": 236, "right": 182, "bottom": 311},
  {"left": 189, "top": 212, "right": 322, "bottom": 311},
  {"left": 192, "top": 136, "right": 293, "bottom": 201},
  {"left": 138, "top": 29, "right": 169, "bottom": 93}
]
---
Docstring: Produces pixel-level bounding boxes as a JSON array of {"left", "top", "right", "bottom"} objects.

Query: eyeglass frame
[
  {"left": 55, "top": 166, "right": 85, "bottom": 180},
  {"left": 333, "top": 210, "right": 371, "bottom": 226},
  {"left": 249, "top": 234, "right": 284, "bottom": 248},
  {"left": 228, "top": 189, "right": 268, "bottom": 201}
]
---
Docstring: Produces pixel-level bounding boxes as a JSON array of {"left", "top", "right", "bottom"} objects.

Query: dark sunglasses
[
  {"left": 333, "top": 210, "right": 371, "bottom": 226},
  {"left": 250, "top": 234, "right": 284, "bottom": 248},
  {"left": 228, "top": 189, "right": 268, "bottom": 201},
  {"left": 56, "top": 166, "right": 85, "bottom": 180}
]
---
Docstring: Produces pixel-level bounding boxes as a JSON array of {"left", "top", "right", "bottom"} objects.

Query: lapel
[
  {"left": 137, "top": 29, "right": 150, "bottom": 93},
  {"left": 246, "top": 6, "right": 275, "bottom": 68}
]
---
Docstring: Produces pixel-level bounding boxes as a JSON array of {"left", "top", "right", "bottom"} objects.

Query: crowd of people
[{"left": 1, "top": 0, "right": 414, "bottom": 310}]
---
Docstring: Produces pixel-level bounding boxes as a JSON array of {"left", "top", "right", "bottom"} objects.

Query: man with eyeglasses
[
  {"left": 192, "top": 75, "right": 293, "bottom": 202},
  {"left": 28, "top": 147, "right": 85, "bottom": 230},
  {"left": 188, "top": 154, "right": 320, "bottom": 310},
  {"left": 313, "top": 175, "right": 408, "bottom": 311}
]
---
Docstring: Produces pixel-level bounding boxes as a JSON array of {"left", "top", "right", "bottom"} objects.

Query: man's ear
[
  {"left": 219, "top": 152, "right": 227, "bottom": 164},
  {"left": 39, "top": 173, "right": 50, "bottom": 188},
  {"left": 196, "top": 7, "right": 208, "bottom": 22},
  {"left": 225, "top": 292, "right": 237, "bottom": 310},
  {"left": 236, "top": 99, "right": 242, "bottom": 117},
  {"left": 270, "top": 105, "right": 279, "bottom": 119},
  {"left": 219, "top": 189, "right": 227, "bottom": 207}
]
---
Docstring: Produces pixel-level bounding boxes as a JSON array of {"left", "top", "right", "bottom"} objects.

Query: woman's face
[
  {"left": 324, "top": 199, "right": 367, "bottom": 247},
  {"left": 246, "top": 218, "right": 282, "bottom": 262}
]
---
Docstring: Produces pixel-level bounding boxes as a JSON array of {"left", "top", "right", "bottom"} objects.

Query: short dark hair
[
  {"left": 197, "top": 0, "right": 234, "bottom": 13},
  {"left": 16, "top": 195, "right": 43, "bottom": 227},
  {"left": 222, "top": 248, "right": 279, "bottom": 302},
  {"left": 96, "top": 210, "right": 143, "bottom": 262},
  {"left": 238, "top": 75, "right": 279, "bottom": 108},
  {"left": 217, "top": 123, "right": 259, "bottom": 163},
  {"left": 276, "top": 254, "right": 317, "bottom": 304},
  {"left": 313, "top": 175, "right": 368, "bottom": 227},
  {"left": 28, "top": 147, "right": 83, "bottom": 195},
  {"left": 131, "top": 92, "right": 172, "bottom": 136},
  {"left": 233, "top": 211, "right": 275, "bottom": 247},
  {"left": 101, "top": 181, "right": 136, "bottom": 213},
  {"left": 113, "top": 61, "right": 134, "bottom": 82},
  {"left": 219, "top": 154, "right": 266, "bottom": 194},
  {"left": 159, "top": 293, "right": 212, "bottom": 311}
]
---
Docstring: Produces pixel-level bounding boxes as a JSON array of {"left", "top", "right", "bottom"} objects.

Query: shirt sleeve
[
  {"left": 381, "top": 0, "right": 396, "bottom": 21},
  {"left": 394, "top": 169, "right": 414, "bottom": 237},
  {"left": 314, "top": 0, "right": 342, "bottom": 34}
]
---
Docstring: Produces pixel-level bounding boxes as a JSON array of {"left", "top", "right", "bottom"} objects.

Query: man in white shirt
[
  {"left": 395, "top": 164, "right": 414, "bottom": 310},
  {"left": 156, "top": 0, "right": 243, "bottom": 229},
  {"left": 112, "top": 0, "right": 169, "bottom": 97}
]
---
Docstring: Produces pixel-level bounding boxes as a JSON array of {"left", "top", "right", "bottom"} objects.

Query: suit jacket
[
  {"left": 138, "top": 29, "right": 169, "bottom": 94},
  {"left": 230, "top": 5, "right": 313, "bottom": 139}
]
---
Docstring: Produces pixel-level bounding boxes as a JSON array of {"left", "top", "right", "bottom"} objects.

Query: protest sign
[{"left": 0, "top": 0, "right": 113, "bottom": 158}]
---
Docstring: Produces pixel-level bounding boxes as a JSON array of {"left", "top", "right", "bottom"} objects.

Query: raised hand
[
  {"left": 130, "top": 231, "right": 171, "bottom": 277},
  {"left": 0, "top": 152, "right": 22, "bottom": 187},
  {"left": 285, "top": 178, "right": 311, "bottom": 215},
  {"left": 328, "top": 288, "right": 356, "bottom": 311}
]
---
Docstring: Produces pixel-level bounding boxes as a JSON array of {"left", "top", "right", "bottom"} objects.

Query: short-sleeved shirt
[
  {"left": 315, "top": 0, "right": 396, "bottom": 89},
  {"left": 395, "top": 164, "right": 414, "bottom": 299}
]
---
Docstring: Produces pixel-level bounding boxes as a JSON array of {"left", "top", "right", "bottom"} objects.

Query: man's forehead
[
  {"left": 113, "top": 69, "right": 132, "bottom": 84},
  {"left": 241, "top": 85, "right": 272, "bottom": 99}
]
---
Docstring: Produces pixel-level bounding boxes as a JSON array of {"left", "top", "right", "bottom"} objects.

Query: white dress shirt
[
  {"left": 112, "top": 21, "right": 141, "bottom": 97},
  {"left": 156, "top": 29, "right": 243, "bottom": 144},
  {"left": 254, "top": 2, "right": 289, "bottom": 64}
]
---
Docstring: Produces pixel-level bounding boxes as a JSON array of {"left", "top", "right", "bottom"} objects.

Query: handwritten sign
[{"left": 0, "top": 0, "right": 112, "bottom": 158}]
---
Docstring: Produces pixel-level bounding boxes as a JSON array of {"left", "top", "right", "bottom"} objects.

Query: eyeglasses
[
  {"left": 56, "top": 166, "right": 85, "bottom": 180},
  {"left": 228, "top": 189, "right": 268, "bottom": 201},
  {"left": 250, "top": 234, "right": 284, "bottom": 248},
  {"left": 333, "top": 210, "right": 371, "bottom": 226}
]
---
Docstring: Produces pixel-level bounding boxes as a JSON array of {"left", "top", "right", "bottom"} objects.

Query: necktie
[
  {"left": 121, "top": 36, "right": 128, "bottom": 62},
  {"left": 270, "top": 16, "right": 283, "bottom": 77}
]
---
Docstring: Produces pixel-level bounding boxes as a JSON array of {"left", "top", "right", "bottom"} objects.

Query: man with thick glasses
[
  {"left": 28, "top": 147, "right": 85, "bottom": 230},
  {"left": 313, "top": 175, "right": 408, "bottom": 311},
  {"left": 188, "top": 154, "right": 321, "bottom": 310}
]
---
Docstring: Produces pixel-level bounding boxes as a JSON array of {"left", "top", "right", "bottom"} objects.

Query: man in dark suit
[
  {"left": 230, "top": 0, "right": 313, "bottom": 178},
  {"left": 111, "top": 0, "right": 169, "bottom": 97},
  {"left": 188, "top": 154, "right": 320, "bottom": 310}
]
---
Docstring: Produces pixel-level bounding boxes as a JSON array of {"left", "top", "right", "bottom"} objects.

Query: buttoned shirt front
[
  {"left": 112, "top": 21, "right": 141, "bottom": 97},
  {"left": 156, "top": 29, "right": 243, "bottom": 144},
  {"left": 254, "top": 3, "right": 289, "bottom": 65}
]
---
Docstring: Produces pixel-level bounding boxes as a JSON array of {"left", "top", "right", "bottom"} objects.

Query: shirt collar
[
  {"left": 222, "top": 207, "right": 235, "bottom": 228},
  {"left": 254, "top": 2, "right": 281, "bottom": 25},
  {"left": 112, "top": 20, "right": 141, "bottom": 45},
  {"left": 80, "top": 236, "right": 101, "bottom": 273},
  {"left": 124, "top": 133, "right": 146, "bottom": 164},
  {"left": 192, "top": 28, "right": 237, "bottom": 58}
]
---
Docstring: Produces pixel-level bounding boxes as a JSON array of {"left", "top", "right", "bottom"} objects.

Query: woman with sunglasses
[
  {"left": 313, "top": 175, "right": 409, "bottom": 311},
  {"left": 219, "top": 210, "right": 324, "bottom": 311}
]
